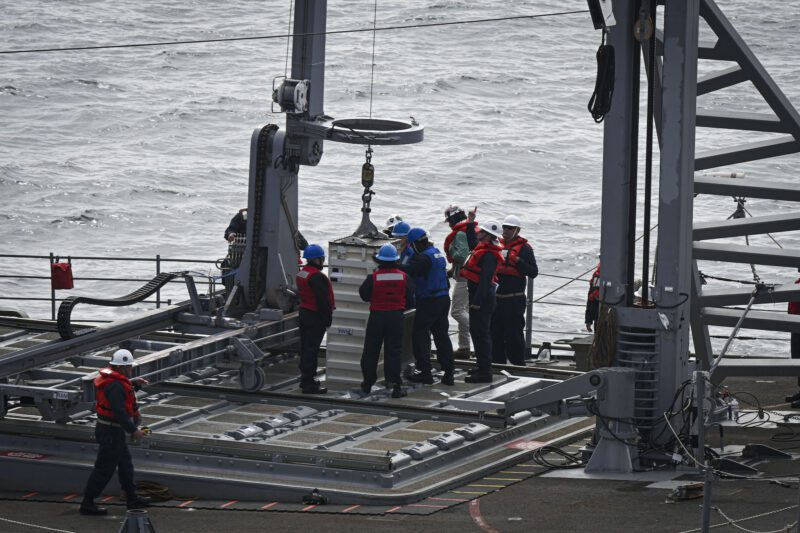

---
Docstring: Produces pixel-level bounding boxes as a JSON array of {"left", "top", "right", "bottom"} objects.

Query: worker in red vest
[
  {"left": 359, "top": 244, "right": 416, "bottom": 398},
  {"left": 296, "top": 244, "right": 335, "bottom": 394},
  {"left": 462, "top": 208, "right": 504, "bottom": 383},
  {"left": 788, "top": 272, "right": 800, "bottom": 405},
  {"left": 80, "top": 349, "right": 150, "bottom": 516},
  {"left": 492, "top": 215, "right": 538, "bottom": 365},
  {"left": 297, "top": 244, "right": 336, "bottom": 394},
  {"left": 443, "top": 205, "right": 472, "bottom": 357},
  {"left": 585, "top": 262, "right": 601, "bottom": 332}
]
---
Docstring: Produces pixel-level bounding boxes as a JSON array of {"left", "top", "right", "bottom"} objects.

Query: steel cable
[{"left": 0, "top": 10, "right": 589, "bottom": 55}]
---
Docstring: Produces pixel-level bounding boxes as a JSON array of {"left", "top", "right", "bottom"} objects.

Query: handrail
[
  {"left": 0, "top": 252, "right": 221, "bottom": 319},
  {"left": 0, "top": 253, "right": 216, "bottom": 263}
]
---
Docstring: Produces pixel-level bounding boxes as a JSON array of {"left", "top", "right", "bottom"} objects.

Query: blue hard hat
[
  {"left": 407, "top": 227, "right": 427, "bottom": 244},
  {"left": 303, "top": 244, "right": 325, "bottom": 260},
  {"left": 376, "top": 243, "right": 400, "bottom": 262},
  {"left": 392, "top": 221, "right": 411, "bottom": 237}
]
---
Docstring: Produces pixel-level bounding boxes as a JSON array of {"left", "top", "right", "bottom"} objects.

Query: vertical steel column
[
  {"left": 600, "top": 0, "right": 639, "bottom": 306},
  {"left": 290, "top": 0, "right": 327, "bottom": 119},
  {"left": 235, "top": 1, "right": 328, "bottom": 313},
  {"left": 653, "top": 0, "right": 699, "bottom": 420}
]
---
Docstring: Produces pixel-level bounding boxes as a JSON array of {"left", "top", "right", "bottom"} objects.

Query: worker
[
  {"left": 80, "top": 349, "right": 150, "bottom": 516},
  {"left": 392, "top": 221, "right": 414, "bottom": 265},
  {"left": 383, "top": 215, "right": 404, "bottom": 237},
  {"left": 443, "top": 205, "right": 472, "bottom": 358},
  {"left": 224, "top": 207, "right": 309, "bottom": 249},
  {"left": 225, "top": 208, "right": 247, "bottom": 242},
  {"left": 359, "top": 244, "right": 415, "bottom": 398},
  {"left": 492, "top": 215, "right": 539, "bottom": 366},
  {"left": 462, "top": 210, "right": 504, "bottom": 383},
  {"left": 787, "top": 270, "right": 800, "bottom": 406},
  {"left": 296, "top": 244, "right": 335, "bottom": 394},
  {"left": 399, "top": 227, "right": 455, "bottom": 386},
  {"left": 585, "top": 262, "right": 601, "bottom": 332}
]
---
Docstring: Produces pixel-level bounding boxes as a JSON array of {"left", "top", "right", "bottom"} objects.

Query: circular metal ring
[{"left": 328, "top": 117, "right": 424, "bottom": 146}]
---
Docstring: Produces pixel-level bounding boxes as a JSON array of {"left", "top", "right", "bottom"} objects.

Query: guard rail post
[{"left": 525, "top": 277, "right": 534, "bottom": 358}]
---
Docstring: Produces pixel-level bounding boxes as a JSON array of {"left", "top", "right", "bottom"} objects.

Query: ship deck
[{"left": 0, "top": 375, "right": 798, "bottom": 532}]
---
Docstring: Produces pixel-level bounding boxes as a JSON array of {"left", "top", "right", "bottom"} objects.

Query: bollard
[{"left": 118, "top": 509, "right": 156, "bottom": 533}]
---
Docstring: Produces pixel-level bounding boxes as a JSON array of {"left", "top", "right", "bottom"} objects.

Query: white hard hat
[
  {"left": 503, "top": 215, "right": 522, "bottom": 228},
  {"left": 479, "top": 220, "right": 503, "bottom": 239},
  {"left": 384, "top": 215, "right": 403, "bottom": 230},
  {"left": 111, "top": 349, "right": 135, "bottom": 366}
]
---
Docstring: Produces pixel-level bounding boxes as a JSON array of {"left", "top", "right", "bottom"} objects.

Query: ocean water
[{"left": 1, "top": 1, "right": 799, "bottom": 356}]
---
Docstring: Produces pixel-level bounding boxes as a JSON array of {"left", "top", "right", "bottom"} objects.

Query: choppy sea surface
[{"left": 1, "top": 1, "right": 799, "bottom": 356}]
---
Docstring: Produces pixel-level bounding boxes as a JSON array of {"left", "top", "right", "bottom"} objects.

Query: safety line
[
  {"left": 0, "top": 10, "right": 588, "bottom": 55},
  {"left": 469, "top": 500, "right": 500, "bottom": 533}
]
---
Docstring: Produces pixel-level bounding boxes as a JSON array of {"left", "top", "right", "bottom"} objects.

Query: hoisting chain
[{"left": 362, "top": 145, "right": 375, "bottom": 212}]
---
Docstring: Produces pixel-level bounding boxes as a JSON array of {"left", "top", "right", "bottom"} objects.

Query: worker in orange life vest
[
  {"left": 462, "top": 208, "right": 504, "bottom": 383},
  {"left": 80, "top": 349, "right": 150, "bottom": 516},
  {"left": 787, "top": 270, "right": 800, "bottom": 406},
  {"left": 443, "top": 205, "right": 472, "bottom": 357},
  {"left": 296, "top": 244, "right": 335, "bottom": 395},
  {"left": 492, "top": 215, "right": 538, "bottom": 366},
  {"left": 585, "top": 262, "right": 601, "bottom": 332},
  {"left": 359, "top": 244, "right": 416, "bottom": 398}
]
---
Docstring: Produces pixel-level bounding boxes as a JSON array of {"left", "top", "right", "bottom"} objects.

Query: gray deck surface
[{"left": 1, "top": 375, "right": 799, "bottom": 532}]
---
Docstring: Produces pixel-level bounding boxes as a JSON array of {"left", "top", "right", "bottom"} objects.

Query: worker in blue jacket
[{"left": 399, "top": 228, "right": 455, "bottom": 386}]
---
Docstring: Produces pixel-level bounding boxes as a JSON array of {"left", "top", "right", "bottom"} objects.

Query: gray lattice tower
[{"left": 601, "top": 0, "right": 800, "bottom": 447}]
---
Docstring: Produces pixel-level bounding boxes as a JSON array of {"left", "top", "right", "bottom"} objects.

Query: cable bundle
[{"left": 588, "top": 31, "right": 615, "bottom": 123}]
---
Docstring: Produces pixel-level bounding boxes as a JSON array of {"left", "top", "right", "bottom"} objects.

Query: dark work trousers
[
  {"left": 412, "top": 296, "right": 455, "bottom": 374},
  {"left": 299, "top": 308, "right": 328, "bottom": 387},
  {"left": 470, "top": 307, "right": 494, "bottom": 374},
  {"left": 793, "top": 333, "right": 800, "bottom": 386},
  {"left": 361, "top": 310, "right": 404, "bottom": 387},
  {"left": 491, "top": 296, "right": 527, "bottom": 366},
  {"left": 83, "top": 424, "right": 136, "bottom": 502}
]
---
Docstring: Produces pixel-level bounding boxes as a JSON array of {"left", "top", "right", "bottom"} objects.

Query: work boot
[
  {"left": 79, "top": 501, "right": 108, "bottom": 516},
  {"left": 441, "top": 371, "right": 455, "bottom": 386},
  {"left": 407, "top": 371, "right": 434, "bottom": 385},
  {"left": 464, "top": 372, "right": 493, "bottom": 384},
  {"left": 454, "top": 348, "right": 471, "bottom": 358},
  {"left": 301, "top": 381, "right": 327, "bottom": 395},
  {"left": 126, "top": 497, "right": 150, "bottom": 510},
  {"left": 391, "top": 384, "right": 407, "bottom": 398},
  {"left": 786, "top": 391, "right": 800, "bottom": 404}
]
